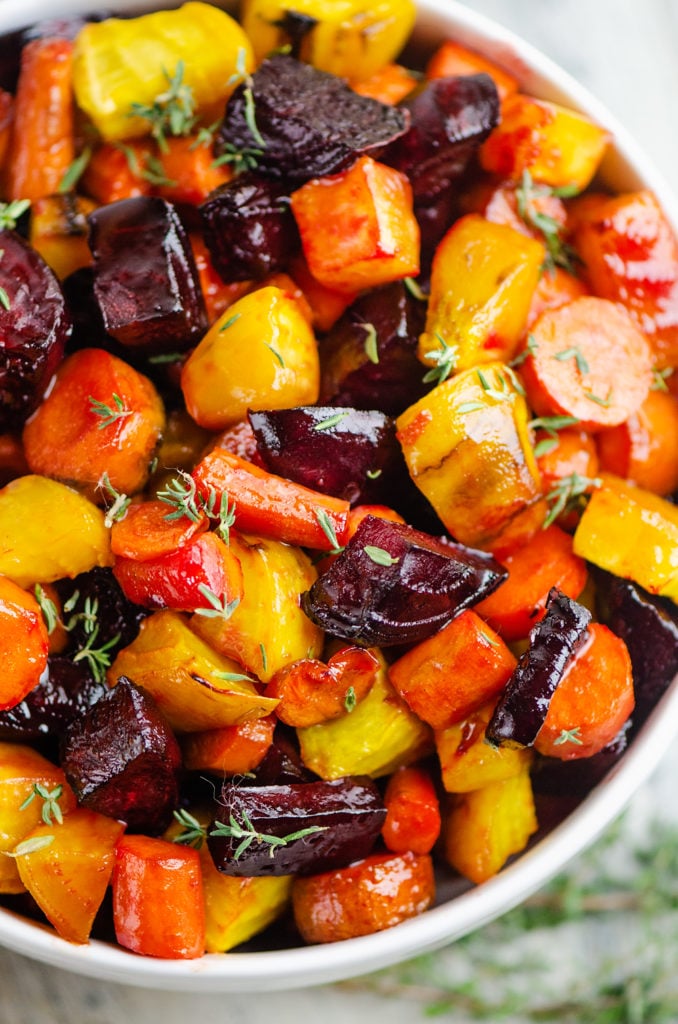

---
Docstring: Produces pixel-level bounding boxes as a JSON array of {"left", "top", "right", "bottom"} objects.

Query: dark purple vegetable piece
[
  {"left": 55, "top": 567, "right": 148, "bottom": 658},
  {"left": 207, "top": 775, "right": 385, "bottom": 877},
  {"left": 249, "top": 727, "right": 316, "bottom": 786},
  {"left": 383, "top": 74, "right": 500, "bottom": 201},
  {"left": 216, "top": 54, "right": 409, "bottom": 187},
  {"left": 200, "top": 174, "right": 298, "bottom": 282},
  {"left": 0, "top": 657, "right": 105, "bottom": 742},
  {"left": 60, "top": 676, "right": 181, "bottom": 835},
  {"left": 320, "top": 281, "right": 428, "bottom": 417},
  {"left": 532, "top": 722, "right": 631, "bottom": 799},
  {"left": 87, "top": 196, "right": 207, "bottom": 354},
  {"left": 0, "top": 229, "right": 71, "bottom": 429},
  {"left": 486, "top": 588, "right": 593, "bottom": 749},
  {"left": 249, "top": 406, "right": 399, "bottom": 506},
  {"left": 302, "top": 514, "right": 506, "bottom": 646},
  {"left": 594, "top": 570, "right": 678, "bottom": 725}
]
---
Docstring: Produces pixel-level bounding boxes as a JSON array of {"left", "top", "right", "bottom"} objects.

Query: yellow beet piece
[
  {"left": 435, "top": 701, "right": 533, "bottom": 793},
  {"left": 480, "top": 93, "right": 611, "bottom": 191},
  {"left": 73, "top": 2, "right": 253, "bottom": 141},
  {"left": 29, "top": 194, "right": 96, "bottom": 280},
  {"left": 0, "top": 475, "right": 112, "bottom": 588},
  {"left": 241, "top": 0, "right": 416, "bottom": 82},
  {"left": 573, "top": 474, "right": 678, "bottom": 601},
  {"left": 443, "top": 767, "right": 537, "bottom": 884},
  {"left": 108, "top": 609, "right": 279, "bottom": 732},
  {"left": 181, "top": 287, "right": 320, "bottom": 430},
  {"left": 203, "top": 859, "right": 292, "bottom": 953},
  {"left": 298, "top": 652, "right": 431, "bottom": 780},
  {"left": 190, "top": 532, "right": 322, "bottom": 684},
  {"left": 0, "top": 743, "right": 76, "bottom": 894},
  {"left": 419, "top": 214, "right": 544, "bottom": 372},
  {"left": 396, "top": 363, "right": 543, "bottom": 548}
]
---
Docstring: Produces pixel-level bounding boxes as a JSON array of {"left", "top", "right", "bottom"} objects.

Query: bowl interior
[{"left": 1, "top": 0, "right": 678, "bottom": 992}]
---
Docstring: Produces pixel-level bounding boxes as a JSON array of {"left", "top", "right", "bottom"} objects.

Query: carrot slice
[
  {"left": 535, "top": 427, "right": 599, "bottom": 492},
  {"left": 475, "top": 525, "right": 588, "bottom": 641},
  {"left": 110, "top": 499, "right": 208, "bottom": 562},
  {"left": 0, "top": 576, "right": 49, "bottom": 710},
  {"left": 521, "top": 296, "right": 652, "bottom": 429},
  {"left": 535, "top": 623, "right": 634, "bottom": 759},
  {"left": 156, "top": 135, "right": 232, "bottom": 206},
  {"left": 597, "top": 389, "right": 678, "bottom": 496},
  {"left": 381, "top": 765, "right": 441, "bottom": 855}
]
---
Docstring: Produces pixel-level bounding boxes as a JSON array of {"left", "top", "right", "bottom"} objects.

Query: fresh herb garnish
[
  {"left": 364, "top": 545, "right": 399, "bottom": 567},
  {"left": 554, "top": 345, "right": 590, "bottom": 375},
  {"left": 199, "top": 488, "right": 237, "bottom": 545},
  {"left": 212, "top": 142, "right": 263, "bottom": 175},
  {"left": 213, "top": 670, "right": 257, "bottom": 684},
  {"left": 128, "top": 61, "right": 197, "bottom": 151},
  {"left": 0, "top": 199, "right": 30, "bottom": 231},
  {"left": 314, "top": 507, "right": 345, "bottom": 554},
  {"left": 651, "top": 367, "right": 673, "bottom": 392},
  {"left": 265, "top": 342, "right": 285, "bottom": 368},
  {"left": 259, "top": 642, "right": 268, "bottom": 674},
  {"left": 157, "top": 471, "right": 203, "bottom": 523},
  {"left": 33, "top": 584, "right": 58, "bottom": 636},
  {"left": 97, "top": 472, "right": 132, "bottom": 528},
  {"left": 510, "top": 334, "right": 539, "bottom": 367},
  {"left": 313, "top": 411, "right": 350, "bottom": 432},
  {"left": 422, "top": 333, "right": 458, "bottom": 385},
  {"left": 4, "top": 835, "right": 55, "bottom": 858},
  {"left": 89, "top": 393, "right": 132, "bottom": 430},
  {"left": 20, "top": 784, "right": 65, "bottom": 826},
  {"left": 172, "top": 809, "right": 207, "bottom": 849},
  {"left": 585, "top": 389, "right": 612, "bottom": 408},
  {"left": 515, "top": 169, "right": 580, "bottom": 274},
  {"left": 58, "top": 147, "right": 92, "bottom": 194},
  {"left": 403, "top": 277, "right": 429, "bottom": 301},
  {"left": 361, "top": 322, "right": 379, "bottom": 364},
  {"left": 366, "top": 469, "right": 382, "bottom": 480},
  {"left": 72, "top": 627, "right": 120, "bottom": 684},
  {"left": 194, "top": 586, "right": 240, "bottom": 621},
  {"left": 554, "top": 726, "right": 584, "bottom": 746},
  {"left": 219, "top": 312, "right": 241, "bottom": 332},
  {"left": 344, "top": 686, "right": 357, "bottom": 713},
  {"left": 529, "top": 414, "right": 581, "bottom": 458},
  {"left": 543, "top": 472, "right": 601, "bottom": 529},
  {"left": 146, "top": 351, "right": 184, "bottom": 365},
  {"left": 209, "top": 810, "right": 327, "bottom": 860},
  {"left": 0, "top": 286, "right": 9, "bottom": 311}
]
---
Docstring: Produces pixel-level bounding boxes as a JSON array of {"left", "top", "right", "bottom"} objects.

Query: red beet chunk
[
  {"left": 201, "top": 174, "right": 299, "bottom": 282},
  {"left": 320, "top": 282, "right": 428, "bottom": 417},
  {"left": 88, "top": 196, "right": 207, "bottom": 354},
  {"left": 0, "top": 229, "right": 71, "bottom": 429},
  {"left": 60, "top": 676, "right": 181, "bottom": 835},
  {"left": 384, "top": 74, "right": 500, "bottom": 201},
  {"left": 248, "top": 406, "right": 399, "bottom": 506},
  {"left": 486, "top": 589, "right": 592, "bottom": 749},
  {"left": 301, "top": 514, "right": 506, "bottom": 646},
  {"left": 216, "top": 54, "right": 409, "bottom": 187},
  {"left": 0, "top": 657, "right": 105, "bottom": 743},
  {"left": 207, "top": 776, "right": 385, "bottom": 877}
]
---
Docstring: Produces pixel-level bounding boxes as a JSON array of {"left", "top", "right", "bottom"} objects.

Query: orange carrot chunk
[
  {"left": 521, "top": 296, "right": 653, "bottom": 430},
  {"left": 181, "top": 715, "right": 276, "bottom": 774},
  {"left": 0, "top": 575, "right": 49, "bottom": 710},
  {"left": 352, "top": 64, "right": 418, "bottom": 106},
  {"left": 110, "top": 500, "right": 208, "bottom": 562},
  {"left": 596, "top": 389, "right": 678, "bottom": 497},
  {"left": 426, "top": 40, "right": 518, "bottom": 101},
  {"left": 535, "top": 623, "right": 634, "bottom": 759},
  {"left": 382, "top": 765, "right": 441, "bottom": 855},
  {"left": 267, "top": 647, "right": 379, "bottom": 727}
]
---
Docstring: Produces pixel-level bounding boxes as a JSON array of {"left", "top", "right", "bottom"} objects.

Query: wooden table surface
[{"left": 1, "top": 1, "right": 677, "bottom": 1020}]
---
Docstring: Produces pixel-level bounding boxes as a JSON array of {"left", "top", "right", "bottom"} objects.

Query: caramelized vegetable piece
[
  {"left": 435, "top": 699, "right": 533, "bottom": 794},
  {"left": 29, "top": 194, "right": 96, "bottom": 281},
  {"left": 426, "top": 40, "right": 518, "bottom": 101},
  {"left": 202, "top": 862, "right": 291, "bottom": 954},
  {"left": 382, "top": 765, "right": 441, "bottom": 855},
  {"left": 596, "top": 389, "right": 678, "bottom": 495},
  {"left": 207, "top": 776, "right": 386, "bottom": 877},
  {"left": 0, "top": 742, "right": 76, "bottom": 894},
  {"left": 0, "top": 433, "right": 28, "bottom": 488},
  {"left": 291, "top": 156, "right": 419, "bottom": 293},
  {"left": 72, "top": 2, "right": 253, "bottom": 141},
  {"left": 6, "top": 37, "right": 74, "bottom": 202},
  {"left": 534, "top": 623, "right": 634, "bottom": 760},
  {"left": 181, "top": 288, "right": 319, "bottom": 430},
  {"left": 0, "top": 657, "right": 104, "bottom": 743},
  {"left": 249, "top": 406, "right": 399, "bottom": 506},
  {"left": 0, "top": 230, "right": 72, "bottom": 431},
  {"left": 0, "top": 476, "right": 112, "bottom": 588},
  {"left": 0, "top": 89, "right": 13, "bottom": 171},
  {"left": 216, "top": 54, "right": 408, "bottom": 187},
  {"left": 81, "top": 141, "right": 153, "bottom": 205},
  {"left": 302, "top": 514, "right": 506, "bottom": 646},
  {"left": 267, "top": 647, "right": 379, "bottom": 727},
  {"left": 443, "top": 766, "right": 537, "bottom": 884},
  {"left": 352, "top": 64, "right": 418, "bottom": 105},
  {"left": 109, "top": 610, "right": 278, "bottom": 732},
  {"left": 55, "top": 566, "right": 147, "bottom": 659},
  {"left": 389, "top": 610, "right": 516, "bottom": 728},
  {"left": 486, "top": 589, "right": 592, "bottom": 748},
  {"left": 88, "top": 196, "right": 207, "bottom": 354},
  {"left": 113, "top": 835, "right": 204, "bottom": 959},
  {"left": 292, "top": 850, "right": 435, "bottom": 943},
  {"left": 23, "top": 348, "right": 165, "bottom": 501},
  {"left": 181, "top": 715, "right": 276, "bottom": 774},
  {"left": 0, "top": 575, "right": 49, "bottom": 710},
  {"left": 61, "top": 676, "right": 181, "bottom": 834},
  {"left": 110, "top": 500, "right": 207, "bottom": 562},
  {"left": 154, "top": 135, "right": 231, "bottom": 206},
  {"left": 201, "top": 175, "right": 299, "bottom": 282},
  {"left": 384, "top": 74, "right": 500, "bottom": 202},
  {"left": 16, "top": 808, "right": 124, "bottom": 944}
]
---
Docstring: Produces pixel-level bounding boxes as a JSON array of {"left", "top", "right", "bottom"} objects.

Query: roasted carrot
[
  {"left": 81, "top": 141, "right": 153, "bottom": 204},
  {"left": 267, "top": 647, "right": 379, "bottom": 728},
  {"left": 192, "top": 449, "right": 351, "bottom": 551},
  {"left": 6, "top": 38, "right": 75, "bottom": 202},
  {"left": 181, "top": 715, "right": 276, "bottom": 774},
  {"left": 426, "top": 40, "right": 518, "bottom": 101},
  {"left": 189, "top": 236, "right": 251, "bottom": 325},
  {"left": 475, "top": 525, "right": 588, "bottom": 641},
  {"left": 0, "top": 575, "right": 49, "bottom": 710},
  {"left": 521, "top": 296, "right": 653, "bottom": 429},
  {"left": 535, "top": 623, "right": 634, "bottom": 759},
  {"left": 156, "top": 135, "right": 232, "bottom": 206},
  {"left": 0, "top": 89, "right": 14, "bottom": 172},
  {"left": 462, "top": 179, "right": 568, "bottom": 241},
  {"left": 526, "top": 267, "right": 589, "bottom": 328},
  {"left": 112, "top": 835, "right": 205, "bottom": 959},
  {"left": 535, "top": 428, "right": 599, "bottom": 531},
  {"left": 289, "top": 255, "right": 357, "bottom": 332},
  {"left": 381, "top": 765, "right": 441, "bottom": 855},
  {"left": 596, "top": 389, "right": 678, "bottom": 496},
  {"left": 352, "top": 63, "right": 418, "bottom": 105},
  {"left": 110, "top": 500, "right": 207, "bottom": 561}
]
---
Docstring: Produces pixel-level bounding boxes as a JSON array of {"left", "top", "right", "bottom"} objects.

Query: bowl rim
[{"left": 1, "top": 0, "right": 678, "bottom": 992}]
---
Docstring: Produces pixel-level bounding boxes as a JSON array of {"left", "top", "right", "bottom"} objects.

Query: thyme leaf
[
  {"left": 209, "top": 810, "right": 327, "bottom": 860},
  {"left": 172, "top": 809, "right": 207, "bottom": 849},
  {"left": 33, "top": 584, "right": 58, "bottom": 635},
  {"left": 194, "top": 586, "right": 240, "bottom": 621},
  {"left": 89, "top": 393, "right": 132, "bottom": 430},
  {"left": 20, "top": 783, "right": 65, "bottom": 826},
  {"left": 128, "top": 61, "right": 197, "bottom": 151},
  {"left": 314, "top": 507, "right": 345, "bottom": 554},
  {"left": 422, "top": 333, "right": 458, "bottom": 385},
  {"left": 515, "top": 169, "right": 580, "bottom": 274},
  {"left": 364, "top": 545, "right": 399, "bottom": 567},
  {"left": 0, "top": 199, "right": 31, "bottom": 231},
  {"left": 543, "top": 472, "right": 601, "bottom": 529}
]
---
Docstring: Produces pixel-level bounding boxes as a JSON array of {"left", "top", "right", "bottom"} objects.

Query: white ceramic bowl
[{"left": 1, "top": 0, "right": 678, "bottom": 993}]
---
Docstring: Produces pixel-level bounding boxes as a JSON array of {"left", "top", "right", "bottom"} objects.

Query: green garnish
[
  {"left": 20, "top": 784, "right": 65, "bottom": 827},
  {"left": 364, "top": 545, "right": 399, "bottom": 567},
  {"left": 219, "top": 313, "right": 241, "bottom": 332},
  {"left": 97, "top": 472, "right": 132, "bottom": 528},
  {"left": 172, "top": 809, "right": 207, "bottom": 849},
  {"left": 554, "top": 346, "right": 590, "bottom": 375},
  {"left": 157, "top": 471, "right": 203, "bottom": 523},
  {"left": 4, "top": 835, "right": 55, "bottom": 858},
  {"left": 422, "top": 333, "right": 459, "bottom": 385},
  {"left": 313, "top": 411, "right": 350, "bottom": 432},
  {"left": 209, "top": 810, "right": 327, "bottom": 861},
  {"left": 403, "top": 277, "right": 429, "bottom": 301},
  {"left": 651, "top": 367, "right": 673, "bottom": 392},
  {"left": 543, "top": 472, "right": 601, "bottom": 529},
  {"left": 33, "top": 584, "right": 58, "bottom": 636},
  {"left": 515, "top": 170, "right": 580, "bottom": 274},
  {"left": 314, "top": 507, "right": 345, "bottom": 555},
  {"left": 58, "top": 147, "right": 92, "bottom": 194},
  {"left": 361, "top": 322, "right": 380, "bottom": 364},
  {"left": 344, "top": 686, "right": 357, "bottom": 713},
  {"left": 0, "top": 199, "right": 30, "bottom": 231},
  {"left": 128, "top": 61, "right": 197, "bottom": 151},
  {"left": 194, "top": 586, "right": 240, "bottom": 621},
  {"left": 88, "top": 393, "right": 132, "bottom": 430},
  {"left": 554, "top": 727, "right": 584, "bottom": 746}
]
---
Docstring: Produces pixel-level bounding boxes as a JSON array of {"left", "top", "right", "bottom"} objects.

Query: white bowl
[{"left": 1, "top": 0, "right": 678, "bottom": 993}]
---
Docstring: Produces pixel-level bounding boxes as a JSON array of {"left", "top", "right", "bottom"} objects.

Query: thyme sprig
[
  {"left": 20, "top": 784, "right": 65, "bottom": 826},
  {"left": 172, "top": 809, "right": 207, "bottom": 849},
  {"left": 422, "top": 333, "right": 458, "bottom": 385},
  {"left": 543, "top": 472, "right": 601, "bottom": 529},
  {"left": 195, "top": 585, "right": 240, "bottom": 621},
  {"left": 33, "top": 584, "right": 58, "bottom": 635},
  {"left": 97, "top": 472, "right": 132, "bottom": 527},
  {"left": 128, "top": 61, "right": 197, "bottom": 151},
  {"left": 515, "top": 170, "right": 580, "bottom": 274},
  {"left": 157, "top": 471, "right": 202, "bottom": 522},
  {"left": 314, "top": 507, "right": 345, "bottom": 555},
  {"left": 89, "top": 393, "right": 132, "bottom": 430},
  {"left": 0, "top": 198, "right": 30, "bottom": 231},
  {"left": 210, "top": 810, "right": 327, "bottom": 860},
  {"left": 212, "top": 142, "right": 263, "bottom": 175}
]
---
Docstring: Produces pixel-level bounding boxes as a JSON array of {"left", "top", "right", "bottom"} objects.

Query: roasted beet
[
  {"left": 384, "top": 74, "right": 500, "bottom": 201},
  {"left": 60, "top": 676, "right": 181, "bottom": 835},
  {"left": 302, "top": 514, "right": 506, "bottom": 646},
  {"left": 249, "top": 406, "right": 399, "bottom": 505},
  {"left": 88, "top": 196, "right": 207, "bottom": 354},
  {"left": 216, "top": 54, "right": 409, "bottom": 187},
  {"left": 207, "top": 775, "right": 385, "bottom": 877},
  {"left": 55, "top": 567, "right": 148, "bottom": 659},
  {"left": 0, "top": 657, "right": 105, "bottom": 743},
  {"left": 486, "top": 589, "right": 593, "bottom": 748},
  {"left": 595, "top": 570, "right": 678, "bottom": 724},
  {"left": 248, "top": 727, "right": 316, "bottom": 786},
  {"left": 320, "top": 281, "right": 428, "bottom": 417},
  {"left": 200, "top": 174, "right": 298, "bottom": 282},
  {"left": 0, "top": 229, "right": 71, "bottom": 429}
]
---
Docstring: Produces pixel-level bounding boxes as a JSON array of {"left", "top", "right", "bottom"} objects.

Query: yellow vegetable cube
[{"left": 435, "top": 701, "right": 533, "bottom": 793}]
